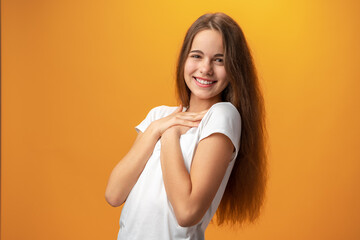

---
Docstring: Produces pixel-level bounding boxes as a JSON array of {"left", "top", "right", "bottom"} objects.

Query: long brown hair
[{"left": 176, "top": 13, "right": 268, "bottom": 226}]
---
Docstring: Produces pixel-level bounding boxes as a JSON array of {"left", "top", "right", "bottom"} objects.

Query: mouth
[{"left": 193, "top": 77, "right": 217, "bottom": 87}]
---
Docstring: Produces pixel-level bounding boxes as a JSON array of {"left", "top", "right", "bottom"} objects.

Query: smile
[{"left": 193, "top": 77, "right": 217, "bottom": 87}]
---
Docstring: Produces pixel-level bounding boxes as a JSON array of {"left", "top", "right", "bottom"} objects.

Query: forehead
[{"left": 190, "top": 29, "right": 224, "bottom": 53}]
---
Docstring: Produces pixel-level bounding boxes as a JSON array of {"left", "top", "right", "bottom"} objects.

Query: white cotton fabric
[{"left": 117, "top": 102, "right": 241, "bottom": 240}]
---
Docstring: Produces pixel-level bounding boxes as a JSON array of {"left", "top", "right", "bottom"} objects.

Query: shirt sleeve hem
[{"left": 199, "top": 128, "right": 239, "bottom": 161}]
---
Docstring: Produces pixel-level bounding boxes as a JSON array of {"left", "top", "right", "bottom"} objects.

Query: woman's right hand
[{"left": 149, "top": 105, "right": 207, "bottom": 138}]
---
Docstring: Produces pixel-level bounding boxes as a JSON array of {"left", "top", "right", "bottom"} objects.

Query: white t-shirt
[{"left": 117, "top": 102, "right": 241, "bottom": 240}]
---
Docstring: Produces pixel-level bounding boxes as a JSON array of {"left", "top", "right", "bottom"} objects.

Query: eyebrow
[{"left": 189, "top": 50, "right": 224, "bottom": 57}]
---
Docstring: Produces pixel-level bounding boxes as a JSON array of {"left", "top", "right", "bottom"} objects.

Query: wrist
[
  {"left": 162, "top": 127, "right": 181, "bottom": 141},
  {"left": 147, "top": 122, "right": 162, "bottom": 139}
]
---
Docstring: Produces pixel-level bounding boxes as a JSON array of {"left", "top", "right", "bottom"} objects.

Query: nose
[{"left": 199, "top": 59, "right": 213, "bottom": 76}]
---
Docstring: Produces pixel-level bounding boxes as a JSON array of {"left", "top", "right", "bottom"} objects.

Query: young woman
[{"left": 105, "top": 12, "right": 267, "bottom": 239}]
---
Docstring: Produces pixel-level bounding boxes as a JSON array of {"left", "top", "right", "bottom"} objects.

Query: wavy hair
[{"left": 176, "top": 12, "right": 268, "bottom": 226}]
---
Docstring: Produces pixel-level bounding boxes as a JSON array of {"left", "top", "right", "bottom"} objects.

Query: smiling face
[{"left": 184, "top": 29, "right": 229, "bottom": 106}]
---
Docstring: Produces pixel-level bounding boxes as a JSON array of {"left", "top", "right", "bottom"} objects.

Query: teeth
[{"left": 195, "top": 77, "right": 214, "bottom": 85}]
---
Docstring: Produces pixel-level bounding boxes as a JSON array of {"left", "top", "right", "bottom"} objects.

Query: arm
[
  {"left": 105, "top": 106, "right": 206, "bottom": 207},
  {"left": 160, "top": 128, "right": 234, "bottom": 227},
  {"left": 105, "top": 125, "right": 160, "bottom": 207}
]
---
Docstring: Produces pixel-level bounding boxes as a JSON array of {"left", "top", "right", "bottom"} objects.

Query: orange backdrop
[{"left": 2, "top": 0, "right": 360, "bottom": 239}]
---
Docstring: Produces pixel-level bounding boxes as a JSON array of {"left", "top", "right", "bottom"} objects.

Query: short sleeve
[
  {"left": 199, "top": 103, "right": 242, "bottom": 160},
  {"left": 135, "top": 107, "right": 156, "bottom": 133},
  {"left": 135, "top": 105, "right": 178, "bottom": 133}
]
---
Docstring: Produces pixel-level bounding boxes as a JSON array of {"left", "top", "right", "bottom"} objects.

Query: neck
[{"left": 186, "top": 95, "right": 221, "bottom": 112}]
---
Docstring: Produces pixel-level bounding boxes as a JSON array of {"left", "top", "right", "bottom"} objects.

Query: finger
[
  {"left": 189, "top": 111, "right": 207, "bottom": 119},
  {"left": 180, "top": 109, "right": 207, "bottom": 116},
  {"left": 175, "top": 104, "right": 183, "bottom": 113},
  {"left": 176, "top": 119, "right": 201, "bottom": 127},
  {"left": 190, "top": 113, "right": 205, "bottom": 121},
  {"left": 169, "top": 105, "right": 183, "bottom": 117},
  {"left": 175, "top": 113, "right": 204, "bottom": 121},
  {"left": 180, "top": 110, "right": 207, "bottom": 117}
]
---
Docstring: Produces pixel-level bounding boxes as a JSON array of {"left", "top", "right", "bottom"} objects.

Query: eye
[
  {"left": 214, "top": 58, "right": 225, "bottom": 65},
  {"left": 190, "top": 54, "right": 201, "bottom": 59}
]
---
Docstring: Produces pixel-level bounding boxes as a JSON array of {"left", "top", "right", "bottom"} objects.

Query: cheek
[
  {"left": 220, "top": 68, "right": 228, "bottom": 81},
  {"left": 184, "top": 59, "right": 196, "bottom": 76}
]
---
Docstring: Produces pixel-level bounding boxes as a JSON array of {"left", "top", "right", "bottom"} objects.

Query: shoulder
[
  {"left": 199, "top": 102, "right": 242, "bottom": 158},
  {"left": 205, "top": 102, "right": 241, "bottom": 124},
  {"left": 146, "top": 105, "right": 178, "bottom": 121},
  {"left": 136, "top": 105, "right": 178, "bottom": 133}
]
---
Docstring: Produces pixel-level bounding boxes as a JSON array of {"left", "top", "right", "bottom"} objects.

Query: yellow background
[{"left": 2, "top": 0, "right": 360, "bottom": 239}]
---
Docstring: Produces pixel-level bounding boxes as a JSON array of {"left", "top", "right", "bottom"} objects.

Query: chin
[{"left": 192, "top": 92, "right": 220, "bottom": 102}]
